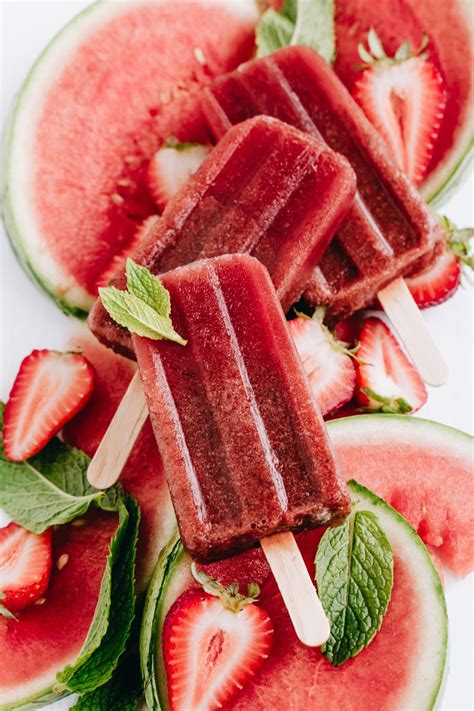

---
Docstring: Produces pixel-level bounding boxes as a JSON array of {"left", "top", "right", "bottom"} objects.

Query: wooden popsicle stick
[
  {"left": 260, "top": 531, "right": 330, "bottom": 647},
  {"left": 378, "top": 277, "right": 448, "bottom": 387},
  {"left": 87, "top": 371, "right": 148, "bottom": 489}
]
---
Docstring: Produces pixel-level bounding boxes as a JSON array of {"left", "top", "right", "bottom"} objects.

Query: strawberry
[
  {"left": 164, "top": 565, "right": 273, "bottom": 710},
  {"left": 353, "top": 29, "right": 446, "bottom": 186},
  {"left": 355, "top": 317, "right": 427, "bottom": 413},
  {"left": 3, "top": 350, "right": 95, "bottom": 461},
  {"left": 405, "top": 215, "right": 474, "bottom": 308},
  {"left": 95, "top": 215, "right": 159, "bottom": 289},
  {"left": 148, "top": 141, "right": 211, "bottom": 211},
  {"left": 289, "top": 312, "right": 357, "bottom": 416},
  {"left": 0, "top": 524, "right": 52, "bottom": 615},
  {"left": 405, "top": 246, "right": 461, "bottom": 308}
]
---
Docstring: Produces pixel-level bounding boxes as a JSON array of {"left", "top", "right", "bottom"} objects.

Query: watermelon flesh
[
  {"left": 5, "top": 0, "right": 258, "bottom": 314},
  {"left": 328, "top": 416, "right": 474, "bottom": 577},
  {"left": 0, "top": 510, "right": 119, "bottom": 708}
]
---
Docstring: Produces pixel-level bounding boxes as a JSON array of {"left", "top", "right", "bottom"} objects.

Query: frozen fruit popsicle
[
  {"left": 202, "top": 46, "right": 444, "bottom": 318},
  {"left": 89, "top": 115, "right": 356, "bottom": 359},
  {"left": 132, "top": 255, "right": 350, "bottom": 563}
]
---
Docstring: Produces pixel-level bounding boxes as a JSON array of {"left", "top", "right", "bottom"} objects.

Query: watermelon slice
[
  {"left": 0, "top": 509, "right": 119, "bottom": 709},
  {"left": 140, "top": 481, "right": 447, "bottom": 710},
  {"left": 3, "top": 0, "right": 259, "bottom": 316},
  {"left": 63, "top": 331, "right": 474, "bottom": 581}
]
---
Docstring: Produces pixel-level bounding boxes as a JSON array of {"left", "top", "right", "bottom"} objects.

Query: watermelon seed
[
  {"left": 56, "top": 554, "right": 69, "bottom": 571},
  {"left": 71, "top": 518, "right": 86, "bottom": 527},
  {"left": 194, "top": 47, "right": 206, "bottom": 65},
  {"left": 34, "top": 597, "right": 46, "bottom": 606},
  {"left": 111, "top": 193, "right": 124, "bottom": 206}
]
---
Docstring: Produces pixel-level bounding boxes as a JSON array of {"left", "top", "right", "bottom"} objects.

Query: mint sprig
[
  {"left": 256, "top": 0, "right": 336, "bottom": 63},
  {"left": 99, "top": 259, "right": 186, "bottom": 345},
  {"left": 315, "top": 506, "right": 393, "bottom": 666}
]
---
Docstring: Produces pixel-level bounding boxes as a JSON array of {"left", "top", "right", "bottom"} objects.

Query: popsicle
[
  {"left": 132, "top": 254, "right": 350, "bottom": 562},
  {"left": 89, "top": 115, "right": 356, "bottom": 359},
  {"left": 202, "top": 46, "right": 447, "bottom": 384},
  {"left": 132, "top": 254, "right": 350, "bottom": 645}
]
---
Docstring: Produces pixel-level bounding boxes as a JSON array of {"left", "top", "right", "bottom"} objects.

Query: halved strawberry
[
  {"left": 289, "top": 314, "right": 356, "bottom": 416},
  {"left": 405, "top": 216, "right": 473, "bottom": 308},
  {"left": 355, "top": 317, "right": 427, "bottom": 413},
  {"left": 3, "top": 350, "right": 95, "bottom": 461},
  {"left": 148, "top": 141, "right": 211, "bottom": 211},
  {"left": 353, "top": 29, "right": 446, "bottom": 186},
  {"left": 95, "top": 214, "right": 159, "bottom": 290},
  {"left": 0, "top": 523, "right": 52, "bottom": 614},
  {"left": 405, "top": 245, "right": 461, "bottom": 308},
  {"left": 164, "top": 565, "right": 273, "bottom": 710}
]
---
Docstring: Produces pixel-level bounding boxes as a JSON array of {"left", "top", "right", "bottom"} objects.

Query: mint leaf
[
  {"left": 99, "top": 261, "right": 186, "bottom": 345},
  {"left": 72, "top": 652, "right": 142, "bottom": 711},
  {"left": 57, "top": 496, "right": 139, "bottom": 693},
  {"left": 257, "top": 0, "right": 336, "bottom": 63},
  {"left": 315, "top": 509, "right": 393, "bottom": 666},
  {"left": 125, "top": 259, "right": 171, "bottom": 316},
  {"left": 256, "top": 9, "right": 294, "bottom": 55},
  {"left": 0, "top": 404, "right": 120, "bottom": 532}
]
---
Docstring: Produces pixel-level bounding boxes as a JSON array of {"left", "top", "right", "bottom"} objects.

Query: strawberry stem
[
  {"left": 191, "top": 563, "right": 260, "bottom": 613},
  {"left": 359, "top": 387, "right": 413, "bottom": 414},
  {"left": 357, "top": 28, "right": 429, "bottom": 70}
]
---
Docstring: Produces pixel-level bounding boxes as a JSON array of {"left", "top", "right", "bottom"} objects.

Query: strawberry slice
[
  {"left": 148, "top": 141, "right": 211, "bottom": 211},
  {"left": 0, "top": 523, "right": 52, "bottom": 614},
  {"left": 3, "top": 350, "right": 95, "bottom": 461},
  {"left": 353, "top": 29, "right": 446, "bottom": 186},
  {"left": 405, "top": 216, "right": 473, "bottom": 308},
  {"left": 289, "top": 314, "right": 356, "bottom": 416},
  {"left": 95, "top": 215, "right": 159, "bottom": 289},
  {"left": 355, "top": 317, "right": 427, "bottom": 413},
  {"left": 164, "top": 565, "right": 273, "bottom": 710},
  {"left": 405, "top": 246, "right": 461, "bottom": 308}
]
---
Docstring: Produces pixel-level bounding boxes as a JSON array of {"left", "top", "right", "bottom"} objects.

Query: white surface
[{"left": 0, "top": 2, "right": 473, "bottom": 710}]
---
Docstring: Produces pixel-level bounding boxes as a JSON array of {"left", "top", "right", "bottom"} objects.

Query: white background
[{"left": 0, "top": 2, "right": 472, "bottom": 709}]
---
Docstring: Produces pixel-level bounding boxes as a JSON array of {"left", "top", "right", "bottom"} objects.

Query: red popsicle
[
  {"left": 133, "top": 255, "right": 350, "bottom": 563},
  {"left": 202, "top": 46, "right": 443, "bottom": 317},
  {"left": 89, "top": 115, "right": 355, "bottom": 359}
]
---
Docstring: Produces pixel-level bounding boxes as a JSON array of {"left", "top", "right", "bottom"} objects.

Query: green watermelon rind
[
  {"left": 1, "top": 0, "right": 260, "bottom": 318},
  {"left": 423, "top": 140, "right": 473, "bottom": 208},
  {"left": 326, "top": 412, "right": 474, "bottom": 454},
  {"left": 140, "top": 477, "right": 448, "bottom": 711}
]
